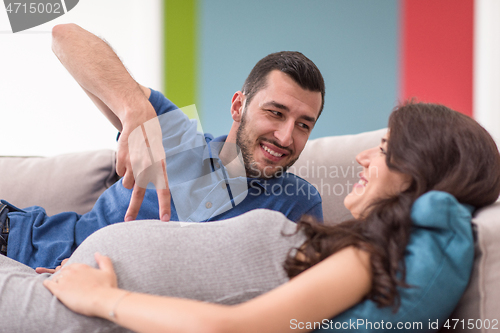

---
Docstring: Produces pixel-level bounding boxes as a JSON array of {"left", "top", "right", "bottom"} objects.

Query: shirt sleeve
[
  {"left": 116, "top": 88, "right": 179, "bottom": 141},
  {"left": 148, "top": 88, "right": 179, "bottom": 116}
]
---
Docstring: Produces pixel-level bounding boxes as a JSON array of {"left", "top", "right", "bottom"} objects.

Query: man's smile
[{"left": 259, "top": 141, "right": 291, "bottom": 162}]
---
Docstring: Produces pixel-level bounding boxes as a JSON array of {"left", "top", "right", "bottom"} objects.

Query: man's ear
[{"left": 230, "top": 91, "right": 245, "bottom": 122}]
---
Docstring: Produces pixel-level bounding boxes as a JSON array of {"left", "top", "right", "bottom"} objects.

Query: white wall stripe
[
  {"left": 0, "top": 0, "right": 163, "bottom": 156},
  {"left": 474, "top": 0, "right": 500, "bottom": 147}
]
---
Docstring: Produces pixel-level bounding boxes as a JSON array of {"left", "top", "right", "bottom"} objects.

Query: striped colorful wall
[
  {"left": 401, "top": 0, "right": 473, "bottom": 117},
  {"left": 164, "top": 0, "right": 499, "bottom": 142}
]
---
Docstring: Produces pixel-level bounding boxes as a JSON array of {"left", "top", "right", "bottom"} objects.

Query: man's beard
[{"left": 235, "top": 112, "right": 298, "bottom": 178}]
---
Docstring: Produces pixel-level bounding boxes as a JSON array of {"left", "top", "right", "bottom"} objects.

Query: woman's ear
[
  {"left": 400, "top": 174, "right": 413, "bottom": 193},
  {"left": 231, "top": 91, "right": 245, "bottom": 122}
]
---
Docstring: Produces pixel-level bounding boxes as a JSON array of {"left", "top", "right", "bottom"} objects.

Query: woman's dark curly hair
[{"left": 284, "top": 102, "right": 500, "bottom": 310}]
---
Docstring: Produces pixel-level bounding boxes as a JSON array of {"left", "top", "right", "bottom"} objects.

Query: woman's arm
[{"left": 45, "top": 249, "right": 371, "bottom": 333}]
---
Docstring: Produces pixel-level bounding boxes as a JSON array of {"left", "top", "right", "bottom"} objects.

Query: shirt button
[
  {"left": 222, "top": 182, "right": 227, "bottom": 189},
  {"left": 205, "top": 202, "right": 212, "bottom": 209},
  {"left": 214, "top": 162, "right": 220, "bottom": 169}
]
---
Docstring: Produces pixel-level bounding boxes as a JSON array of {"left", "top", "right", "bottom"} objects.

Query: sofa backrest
[
  {"left": 290, "top": 128, "right": 387, "bottom": 224},
  {"left": 0, "top": 128, "right": 388, "bottom": 220},
  {"left": 0, "top": 150, "right": 118, "bottom": 215}
]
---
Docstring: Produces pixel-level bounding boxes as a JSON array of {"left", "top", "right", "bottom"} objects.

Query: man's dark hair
[{"left": 242, "top": 51, "right": 325, "bottom": 118}]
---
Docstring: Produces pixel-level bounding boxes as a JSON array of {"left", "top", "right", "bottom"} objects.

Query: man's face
[{"left": 236, "top": 70, "right": 322, "bottom": 178}]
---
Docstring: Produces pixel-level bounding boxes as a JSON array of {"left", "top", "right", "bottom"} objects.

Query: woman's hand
[
  {"left": 35, "top": 258, "right": 69, "bottom": 274},
  {"left": 43, "top": 253, "right": 121, "bottom": 318}
]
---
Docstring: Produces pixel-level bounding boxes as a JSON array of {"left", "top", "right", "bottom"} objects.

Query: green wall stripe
[{"left": 164, "top": 0, "right": 197, "bottom": 118}]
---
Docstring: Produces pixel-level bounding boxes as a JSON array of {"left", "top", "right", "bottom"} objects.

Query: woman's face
[{"left": 344, "top": 133, "right": 411, "bottom": 219}]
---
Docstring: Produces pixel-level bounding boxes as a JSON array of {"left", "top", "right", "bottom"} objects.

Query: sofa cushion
[
  {"left": 445, "top": 202, "right": 500, "bottom": 333},
  {"left": 0, "top": 150, "right": 118, "bottom": 215},
  {"left": 314, "top": 191, "right": 474, "bottom": 332},
  {"left": 290, "top": 128, "right": 387, "bottom": 224}
]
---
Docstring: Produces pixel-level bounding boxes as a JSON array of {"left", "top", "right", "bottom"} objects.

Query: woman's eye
[{"left": 379, "top": 147, "right": 387, "bottom": 155}]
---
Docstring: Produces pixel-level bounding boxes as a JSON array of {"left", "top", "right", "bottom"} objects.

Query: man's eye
[
  {"left": 270, "top": 110, "right": 282, "bottom": 117},
  {"left": 298, "top": 123, "right": 310, "bottom": 130}
]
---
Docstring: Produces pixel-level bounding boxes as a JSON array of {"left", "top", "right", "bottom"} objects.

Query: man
[{"left": 0, "top": 24, "right": 325, "bottom": 269}]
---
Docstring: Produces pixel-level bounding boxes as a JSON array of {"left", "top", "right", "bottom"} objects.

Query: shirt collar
[{"left": 203, "top": 135, "right": 227, "bottom": 162}]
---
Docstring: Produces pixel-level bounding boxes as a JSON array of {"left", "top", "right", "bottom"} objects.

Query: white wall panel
[
  {"left": 474, "top": 0, "right": 500, "bottom": 146},
  {"left": 0, "top": 0, "right": 163, "bottom": 156}
]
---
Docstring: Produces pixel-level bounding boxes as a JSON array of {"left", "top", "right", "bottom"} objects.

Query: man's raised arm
[{"left": 51, "top": 23, "right": 170, "bottom": 222}]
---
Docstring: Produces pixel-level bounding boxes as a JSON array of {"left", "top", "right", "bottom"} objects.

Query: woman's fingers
[
  {"left": 36, "top": 257, "right": 71, "bottom": 274},
  {"left": 94, "top": 253, "right": 118, "bottom": 288},
  {"left": 43, "top": 278, "right": 58, "bottom": 293},
  {"left": 95, "top": 253, "right": 113, "bottom": 272},
  {"left": 35, "top": 267, "right": 56, "bottom": 274}
]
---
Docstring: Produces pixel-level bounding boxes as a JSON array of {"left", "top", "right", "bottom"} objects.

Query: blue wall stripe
[{"left": 198, "top": 0, "right": 399, "bottom": 139}]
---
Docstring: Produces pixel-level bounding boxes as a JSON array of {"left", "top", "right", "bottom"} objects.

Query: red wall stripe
[{"left": 401, "top": 0, "right": 474, "bottom": 117}]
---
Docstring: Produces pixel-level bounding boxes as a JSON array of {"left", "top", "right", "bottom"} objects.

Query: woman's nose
[{"left": 356, "top": 146, "right": 377, "bottom": 167}]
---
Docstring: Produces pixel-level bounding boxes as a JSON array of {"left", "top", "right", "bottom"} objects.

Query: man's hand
[
  {"left": 35, "top": 258, "right": 69, "bottom": 274},
  {"left": 118, "top": 116, "right": 171, "bottom": 222},
  {"left": 52, "top": 24, "right": 171, "bottom": 222}
]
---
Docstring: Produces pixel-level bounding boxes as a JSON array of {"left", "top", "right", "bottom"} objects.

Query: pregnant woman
[{"left": 1, "top": 101, "right": 500, "bottom": 333}]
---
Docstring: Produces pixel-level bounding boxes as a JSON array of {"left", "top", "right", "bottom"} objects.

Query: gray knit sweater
[{"left": 0, "top": 209, "right": 306, "bottom": 333}]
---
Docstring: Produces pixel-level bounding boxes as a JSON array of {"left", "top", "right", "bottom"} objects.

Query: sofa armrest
[{"left": 446, "top": 203, "right": 500, "bottom": 332}]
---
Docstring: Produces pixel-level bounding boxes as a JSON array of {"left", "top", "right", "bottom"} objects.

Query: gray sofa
[{"left": 1, "top": 129, "right": 498, "bottom": 332}]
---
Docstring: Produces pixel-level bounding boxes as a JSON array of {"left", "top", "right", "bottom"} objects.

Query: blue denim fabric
[{"left": 6, "top": 89, "right": 322, "bottom": 269}]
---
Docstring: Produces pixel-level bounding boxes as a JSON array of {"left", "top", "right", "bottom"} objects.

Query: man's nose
[{"left": 274, "top": 121, "right": 294, "bottom": 147}]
